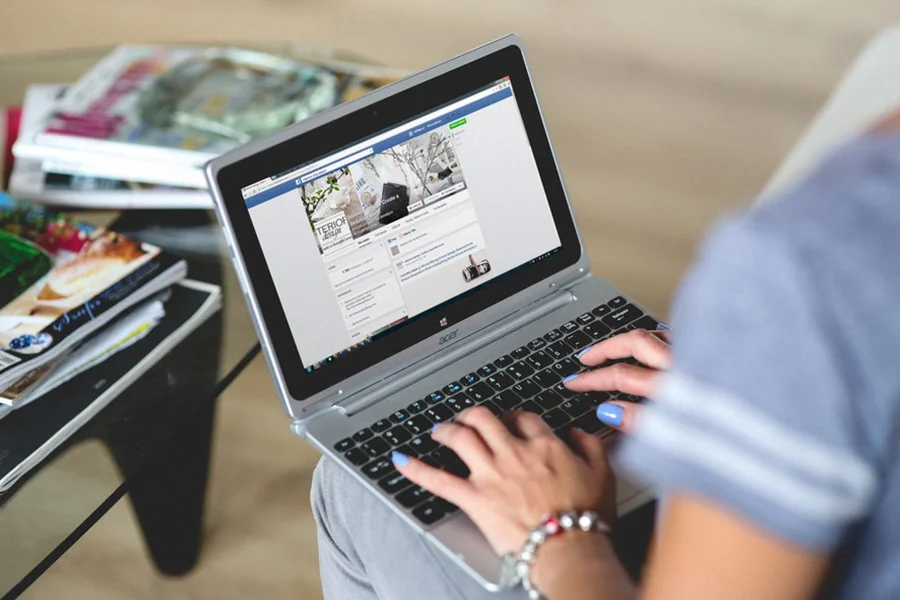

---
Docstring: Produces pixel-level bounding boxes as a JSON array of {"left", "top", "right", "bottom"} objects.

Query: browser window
[{"left": 244, "top": 78, "right": 561, "bottom": 370}]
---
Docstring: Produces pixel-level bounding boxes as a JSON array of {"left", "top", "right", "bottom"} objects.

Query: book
[
  {"left": 12, "top": 45, "right": 402, "bottom": 189},
  {"left": 0, "top": 279, "right": 221, "bottom": 493},
  {"left": 0, "top": 192, "right": 186, "bottom": 399},
  {"left": 9, "top": 85, "right": 210, "bottom": 209}
]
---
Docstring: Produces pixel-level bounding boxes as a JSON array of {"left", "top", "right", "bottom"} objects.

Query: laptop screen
[{"left": 241, "top": 78, "right": 562, "bottom": 372}]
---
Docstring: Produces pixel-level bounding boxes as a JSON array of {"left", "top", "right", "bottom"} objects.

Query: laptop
[{"left": 206, "top": 35, "right": 658, "bottom": 590}]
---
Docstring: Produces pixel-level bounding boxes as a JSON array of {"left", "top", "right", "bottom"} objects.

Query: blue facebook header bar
[{"left": 245, "top": 86, "right": 513, "bottom": 209}]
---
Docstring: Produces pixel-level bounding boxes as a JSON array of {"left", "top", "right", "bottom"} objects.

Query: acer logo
[{"left": 439, "top": 330, "right": 459, "bottom": 345}]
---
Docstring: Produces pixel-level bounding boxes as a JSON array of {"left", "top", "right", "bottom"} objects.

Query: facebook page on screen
[{"left": 243, "top": 78, "right": 562, "bottom": 370}]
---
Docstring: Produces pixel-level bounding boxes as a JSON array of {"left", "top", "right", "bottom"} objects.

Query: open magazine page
[{"left": 0, "top": 195, "right": 184, "bottom": 395}]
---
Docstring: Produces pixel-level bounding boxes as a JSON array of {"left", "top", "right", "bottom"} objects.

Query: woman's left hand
[{"left": 392, "top": 407, "right": 616, "bottom": 555}]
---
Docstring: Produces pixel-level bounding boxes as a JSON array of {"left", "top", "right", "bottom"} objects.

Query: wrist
[{"left": 531, "top": 531, "right": 618, "bottom": 594}]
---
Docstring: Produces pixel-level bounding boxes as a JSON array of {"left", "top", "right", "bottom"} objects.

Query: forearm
[{"left": 532, "top": 533, "right": 636, "bottom": 600}]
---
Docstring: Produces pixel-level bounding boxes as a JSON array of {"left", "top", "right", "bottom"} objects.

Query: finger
[
  {"left": 577, "top": 328, "right": 671, "bottom": 370},
  {"left": 392, "top": 452, "right": 474, "bottom": 507},
  {"left": 430, "top": 420, "right": 494, "bottom": 471},
  {"left": 506, "top": 410, "right": 553, "bottom": 440},
  {"left": 565, "top": 362, "right": 658, "bottom": 397},
  {"left": 569, "top": 428, "right": 609, "bottom": 471},
  {"left": 452, "top": 406, "right": 517, "bottom": 454},
  {"left": 596, "top": 400, "right": 643, "bottom": 433}
]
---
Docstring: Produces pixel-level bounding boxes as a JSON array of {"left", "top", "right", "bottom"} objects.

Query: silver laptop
[{"left": 206, "top": 35, "right": 657, "bottom": 590}]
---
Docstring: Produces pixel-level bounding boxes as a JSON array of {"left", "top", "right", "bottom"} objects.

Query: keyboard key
[
  {"left": 482, "top": 400, "right": 502, "bottom": 416},
  {"left": 542, "top": 408, "right": 569, "bottom": 429},
  {"left": 526, "top": 351, "right": 554, "bottom": 370},
  {"left": 427, "top": 391, "right": 445, "bottom": 405},
  {"left": 362, "top": 437, "right": 391, "bottom": 458},
  {"left": 601, "top": 304, "right": 643, "bottom": 329},
  {"left": 407, "top": 399, "right": 428, "bottom": 414},
  {"left": 494, "top": 390, "right": 521, "bottom": 410},
  {"left": 591, "top": 304, "right": 612, "bottom": 317},
  {"left": 442, "top": 382, "right": 463, "bottom": 395},
  {"left": 561, "top": 396, "right": 591, "bottom": 419},
  {"left": 511, "top": 346, "right": 530, "bottom": 360},
  {"left": 535, "top": 389, "right": 564, "bottom": 411},
  {"left": 560, "top": 320, "right": 580, "bottom": 334},
  {"left": 534, "top": 369, "right": 560, "bottom": 388},
  {"left": 344, "top": 448, "right": 369, "bottom": 466},
  {"left": 334, "top": 437, "right": 354, "bottom": 452},
  {"left": 508, "top": 361, "right": 534, "bottom": 380},
  {"left": 486, "top": 371, "right": 515, "bottom": 391},
  {"left": 494, "top": 355, "right": 514, "bottom": 369},
  {"left": 546, "top": 340, "right": 572, "bottom": 360},
  {"left": 395, "top": 444, "right": 419, "bottom": 458},
  {"left": 421, "top": 455, "right": 441, "bottom": 469},
  {"left": 633, "top": 316, "right": 660, "bottom": 331},
  {"left": 527, "top": 338, "right": 547, "bottom": 351},
  {"left": 454, "top": 394, "right": 476, "bottom": 410},
  {"left": 432, "top": 447, "right": 462, "bottom": 468},
  {"left": 413, "top": 501, "right": 446, "bottom": 525},
  {"left": 444, "top": 460, "right": 470, "bottom": 478},
  {"left": 576, "top": 312, "right": 596, "bottom": 325},
  {"left": 371, "top": 419, "right": 392, "bottom": 433},
  {"left": 464, "top": 382, "right": 493, "bottom": 402},
  {"left": 396, "top": 486, "right": 433, "bottom": 508},
  {"left": 412, "top": 433, "right": 439, "bottom": 453},
  {"left": 446, "top": 396, "right": 466, "bottom": 413},
  {"left": 544, "top": 329, "right": 564, "bottom": 342},
  {"left": 433, "top": 498, "right": 460, "bottom": 514},
  {"left": 389, "top": 409, "right": 409, "bottom": 424},
  {"left": 517, "top": 399, "right": 543, "bottom": 415},
  {"left": 426, "top": 404, "right": 454, "bottom": 423},
  {"left": 404, "top": 414, "right": 432, "bottom": 435},
  {"left": 564, "top": 331, "right": 592, "bottom": 351},
  {"left": 459, "top": 372, "right": 479, "bottom": 386},
  {"left": 551, "top": 358, "right": 580, "bottom": 378},
  {"left": 477, "top": 363, "right": 497, "bottom": 377},
  {"left": 554, "top": 383, "right": 576, "bottom": 398},
  {"left": 379, "top": 471, "right": 414, "bottom": 494},
  {"left": 572, "top": 412, "right": 608, "bottom": 435},
  {"left": 352, "top": 428, "right": 374, "bottom": 443},
  {"left": 584, "top": 321, "right": 612, "bottom": 340},
  {"left": 582, "top": 391, "right": 610, "bottom": 407},
  {"left": 362, "top": 457, "right": 395, "bottom": 480},
  {"left": 609, "top": 296, "right": 627, "bottom": 308},
  {"left": 383, "top": 425, "right": 413, "bottom": 446},
  {"left": 512, "top": 378, "right": 542, "bottom": 399}
]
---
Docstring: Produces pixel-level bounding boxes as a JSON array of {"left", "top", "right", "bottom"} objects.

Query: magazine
[
  {"left": 9, "top": 85, "right": 210, "bottom": 208},
  {"left": 0, "top": 193, "right": 186, "bottom": 398},
  {"left": 0, "top": 279, "right": 222, "bottom": 494},
  {"left": 12, "top": 45, "right": 402, "bottom": 189}
]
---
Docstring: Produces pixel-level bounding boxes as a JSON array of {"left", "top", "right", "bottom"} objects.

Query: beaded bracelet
[{"left": 498, "top": 510, "right": 611, "bottom": 600}]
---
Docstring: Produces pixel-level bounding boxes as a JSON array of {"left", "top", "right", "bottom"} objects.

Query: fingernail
[
  {"left": 576, "top": 345, "right": 593, "bottom": 359},
  {"left": 596, "top": 402, "right": 624, "bottom": 426},
  {"left": 391, "top": 451, "right": 409, "bottom": 467},
  {"left": 658, "top": 323, "right": 671, "bottom": 331},
  {"left": 573, "top": 427, "right": 585, "bottom": 433},
  {"left": 431, "top": 423, "right": 440, "bottom": 434},
  {"left": 562, "top": 373, "right": 580, "bottom": 384}
]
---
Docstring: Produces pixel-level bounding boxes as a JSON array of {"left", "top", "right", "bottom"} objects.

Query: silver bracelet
[{"left": 498, "top": 510, "right": 611, "bottom": 600}]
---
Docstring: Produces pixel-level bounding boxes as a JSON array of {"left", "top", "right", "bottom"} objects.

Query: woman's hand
[
  {"left": 564, "top": 328, "right": 671, "bottom": 432},
  {"left": 392, "top": 407, "right": 615, "bottom": 556}
]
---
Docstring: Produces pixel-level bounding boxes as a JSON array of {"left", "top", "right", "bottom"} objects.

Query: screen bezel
[{"left": 215, "top": 44, "right": 581, "bottom": 402}]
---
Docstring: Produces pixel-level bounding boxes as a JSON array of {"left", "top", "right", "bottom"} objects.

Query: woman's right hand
[{"left": 563, "top": 328, "right": 672, "bottom": 432}]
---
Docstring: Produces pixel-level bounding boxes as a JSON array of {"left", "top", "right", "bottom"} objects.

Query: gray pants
[{"left": 311, "top": 457, "right": 526, "bottom": 600}]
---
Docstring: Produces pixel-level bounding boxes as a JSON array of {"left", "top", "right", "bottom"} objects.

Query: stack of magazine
[
  {"left": 9, "top": 45, "right": 402, "bottom": 208},
  {"left": 0, "top": 192, "right": 221, "bottom": 491}
]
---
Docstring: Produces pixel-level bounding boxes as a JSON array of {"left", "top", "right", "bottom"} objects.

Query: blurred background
[{"left": 2, "top": 0, "right": 898, "bottom": 598}]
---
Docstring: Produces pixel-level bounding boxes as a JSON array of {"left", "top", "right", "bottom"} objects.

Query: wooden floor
[{"left": 3, "top": 0, "right": 899, "bottom": 598}]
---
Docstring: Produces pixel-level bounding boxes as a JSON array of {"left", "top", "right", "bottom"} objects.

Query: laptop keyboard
[{"left": 333, "top": 297, "right": 660, "bottom": 526}]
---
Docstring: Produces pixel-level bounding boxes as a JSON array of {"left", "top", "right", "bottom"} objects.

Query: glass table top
[{"left": 0, "top": 47, "right": 273, "bottom": 599}]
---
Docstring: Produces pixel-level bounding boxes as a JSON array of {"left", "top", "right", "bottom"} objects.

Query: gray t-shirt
[{"left": 619, "top": 133, "right": 900, "bottom": 599}]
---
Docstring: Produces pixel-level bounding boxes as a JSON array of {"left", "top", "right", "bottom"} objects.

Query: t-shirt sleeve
[{"left": 617, "top": 213, "right": 878, "bottom": 550}]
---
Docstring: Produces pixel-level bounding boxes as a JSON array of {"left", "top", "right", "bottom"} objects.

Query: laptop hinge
[{"left": 336, "top": 287, "right": 578, "bottom": 416}]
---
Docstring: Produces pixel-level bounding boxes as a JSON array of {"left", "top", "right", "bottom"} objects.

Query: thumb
[{"left": 596, "top": 401, "right": 643, "bottom": 433}]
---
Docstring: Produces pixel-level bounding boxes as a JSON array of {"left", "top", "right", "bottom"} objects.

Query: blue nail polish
[
  {"left": 562, "top": 373, "right": 580, "bottom": 384},
  {"left": 431, "top": 423, "right": 441, "bottom": 434},
  {"left": 658, "top": 323, "right": 671, "bottom": 331},
  {"left": 391, "top": 451, "right": 409, "bottom": 467},
  {"left": 596, "top": 402, "right": 624, "bottom": 426},
  {"left": 576, "top": 345, "right": 593, "bottom": 360}
]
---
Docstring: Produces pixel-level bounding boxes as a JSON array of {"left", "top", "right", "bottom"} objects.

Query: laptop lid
[{"left": 206, "top": 35, "right": 588, "bottom": 420}]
